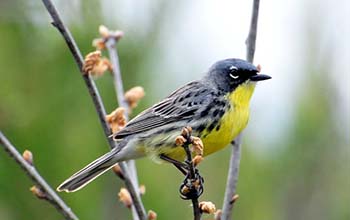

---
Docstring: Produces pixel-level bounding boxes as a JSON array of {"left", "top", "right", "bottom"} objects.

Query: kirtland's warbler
[{"left": 58, "top": 58, "right": 271, "bottom": 192}]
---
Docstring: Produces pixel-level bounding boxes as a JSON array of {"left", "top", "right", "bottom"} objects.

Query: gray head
[{"left": 205, "top": 58, "right": 271, "bottom": 93}]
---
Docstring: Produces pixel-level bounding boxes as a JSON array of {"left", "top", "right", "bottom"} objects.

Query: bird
[{"left": 57, "top": 58, "right": 271, "bottom": 192}]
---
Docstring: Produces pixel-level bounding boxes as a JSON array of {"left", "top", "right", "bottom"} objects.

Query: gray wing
[{"left": 113, "top": 81, "right": 214, "bottom": 139}]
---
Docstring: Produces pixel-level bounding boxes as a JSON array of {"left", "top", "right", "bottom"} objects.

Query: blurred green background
[{"left": 0, "top": 0, "right": 349, "bottom": 220}]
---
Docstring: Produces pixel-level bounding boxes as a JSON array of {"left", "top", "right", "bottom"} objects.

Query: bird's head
[{"left": 206, "top": 58, "right": 271, "bottom": 93}]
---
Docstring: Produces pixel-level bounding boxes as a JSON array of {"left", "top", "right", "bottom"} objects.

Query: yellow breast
[{"left": 202, "top": 82, "right": 256, "bottom": 156}]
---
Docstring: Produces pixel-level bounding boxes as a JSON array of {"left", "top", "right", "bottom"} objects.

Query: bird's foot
[{"left": 179, "top": 168, "right": 204, "bottom": 200}]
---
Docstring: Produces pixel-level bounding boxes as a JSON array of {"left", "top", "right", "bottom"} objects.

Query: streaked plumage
[{"left": 57, "top": 58, "right": 271, "bottom": 192}]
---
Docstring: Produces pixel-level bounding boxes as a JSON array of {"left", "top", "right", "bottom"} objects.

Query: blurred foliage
[{"left": 0, "top": 1, "right": 349, "bottom": 220}]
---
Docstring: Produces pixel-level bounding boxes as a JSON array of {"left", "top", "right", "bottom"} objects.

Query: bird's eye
[{"left": 229, "top": 66, "right": 239, "bottom": 79}]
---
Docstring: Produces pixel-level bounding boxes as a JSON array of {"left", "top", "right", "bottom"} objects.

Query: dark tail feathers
[{"left": 57, "top": 148, "right": 121, "bottom": 192}]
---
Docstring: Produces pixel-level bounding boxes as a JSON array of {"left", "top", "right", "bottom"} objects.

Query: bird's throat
[{"left": 230, "top": 82, "right": 256, "bottom": 108}]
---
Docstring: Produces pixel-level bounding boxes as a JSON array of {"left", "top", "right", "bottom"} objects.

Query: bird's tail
[{"left": 57, "top": 147, "right": 122, "bottom": 192}]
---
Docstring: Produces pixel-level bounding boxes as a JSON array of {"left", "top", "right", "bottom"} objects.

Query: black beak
[{"left": 250, "top": 74, "right": 271, "bottom": 81}]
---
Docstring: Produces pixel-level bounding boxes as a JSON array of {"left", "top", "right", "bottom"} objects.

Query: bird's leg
[
  {"left": 160, "top": 154, "right": 188, "bottom": 176},
  {"left": 160, "top": 154, "right": 204, "bottom": 199}
]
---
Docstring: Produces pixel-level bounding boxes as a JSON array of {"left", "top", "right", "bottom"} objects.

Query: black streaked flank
[
  {"left": 214, "top": 99, "right": 226, "bottom": 108},
  {"left": 207, "top": 119, "right": 219, "bottom": 132},
  {"left": 199, "top": 107, "right": 211, "bottom": 118},
  {"left": 212, "top": 109, "right": 220, "bottom": 117},
  {"left": 195, "top": 124, "right": 207, "bottom": 134},
  {"left": 218, "top": 109, "right": 226, "bottom": 118}
]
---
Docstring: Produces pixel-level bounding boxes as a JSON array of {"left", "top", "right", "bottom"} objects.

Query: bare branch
[
  {"left": 221, "top": 135, "right": 243, "bottom": 220},
  {"left": 105, "top": 39, "right": 129, "bottom": 116},
  {"left": 0, "top": 132, "right": 78, "bottom": 220},
  {"left": 221, "top": 0, "right": 260, "bottom": 219},
  {"left": 105, "top": 34, "right": 142, "bottom": 220},
  {"left": 246, "top": 0, "right": 260, "bottom": 63},
  {"left": 40, "top": 0, "right": 147, "bottom": 219}
]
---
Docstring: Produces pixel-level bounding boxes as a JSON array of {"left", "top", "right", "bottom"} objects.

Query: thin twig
[
  {"left": 221, "top": 0, "right": 260, "bottom": 219},
  {"left": 105, "top": 38, "right": 139, "bottom": 186},
  {"left": 105, "top": 37, "right": 141, "bottom": 220},
  {"left": 105, "top": 39, "right": 129, "bottom": 116},
  {"left": 0, "top": 132, "right": 78, "bottom": 220},
  {"left": 40, "top": 1, "right": 147, "bottom": 219},
  {"left": 221, "top": 135, "right": 243, "bottom": 220},
  {"left": 180, "top": 128, "right": 202, "bottom": 220},
  {"left": 246, "top": 0, "right": 260, "bottom": 63}
]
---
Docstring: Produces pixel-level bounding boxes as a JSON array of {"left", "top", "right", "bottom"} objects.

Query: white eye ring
[
  {"left": 229, "top": 65, "right": 239, "bottom": 79},
  {"left": 229, "top": 65, "right": 238, "bottom": 71},
  {"left": 229, "top": 73, "right": 239, "bottom": 79}
]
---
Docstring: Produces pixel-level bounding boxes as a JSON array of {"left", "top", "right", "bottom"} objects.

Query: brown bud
[
  {"left": 192, "top": 155, "right": 203, "bottom": 167},
  {"left": 230, "top": 194, "right": 239, "bottom": 204},
  {"left": 112, "top": 164, "right": 124, "bottom": 179},
  {"left": 214, "top": 209, "right": 222, "bottom": 220},
  {"left": 94, "top": 58, "right": 112, "bottom": 76},
  {"left": 199, "top": 201, "right": 216, "bottom": 214},
  {"left": 181, "top": 126, "right": 192, "bottom": 137},
  {"left": 257, "top": 64, "right": 262, "bottom": 72},
  {"left": 110, "top": 30, "right": 124, "bottom": 41},
  {"left": 99, "top": 25, "right": 110, "bottom": 38},
  {"left": 139, "top": 184, "right": 146, "bottom": 195},
  {"left": 83, "top": 51, "right": 101, "bottom": 74},
  {"left": 82, "top": 51, "right": 112, "bottom": 77},
  {"left": 191, "top": 137, "right": 204, "bottom": 156},
  {"left": 124, "top": 86, "right": 145, "bottom": 109},
  {"left": 147, "top": 210, "right": 157, "bottom": 220},
  {"left": 92, "top": 38, "right": 106, "bottom": 50},
  {"left": 118, "top": 188, "right": 132, "bottom": 208},
  {"left": 22, "top": 150, "right": 33, "bottom": 166},
  {"left": 98, "top": 25, "right": 124, "bottom": 42},
  {"left": 106, "top": 107, "right": 127, "bottom": 133},
  {"left": 175, "top": 135, "right": 187, "bottom": 146},
  {"left": 30, "top": 186, "right": 46, "bottom": 199}
]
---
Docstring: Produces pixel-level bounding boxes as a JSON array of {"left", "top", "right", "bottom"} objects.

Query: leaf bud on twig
[
  {"left": 191, "top": 137, "right": 204, "bottom": 156},
  {"left": 30, "top": 186, "right": 47, "bottom": 200},
  {"left": 112, "top": 164, "right": 124, "bottom": 180},
  {"left": 181, "top": 126, "right": 192, "bottom": 138},
  {"left": 147, "top": 210, "right": 157, "bottom": 220},
  {"left": 192, "top": 155, "right": 203, "bottom": 167},
  {"left": 92, "top": 38, "right": 106, "bottom": 50},
  {"left": 124, "top": 86, "right": 145, "bottom": 110},
  {"left": 139, "top": 184, "right": 146, "bottom": 196},
  {"left": 22, "top": 150, "right": 33, "bottom": 166},
  {"left": 99, "top": 25, "right": 110, "bottom": 38},
  {"left": 175, "top": 135, "right": 187, "bottom": 146},
  {"left": 106, "top": 107, "right": 127, "bottom": 133},
  {"left": 199, "top": 201, "right": 216, "bottom": 214},
  {"left": 118, "top": 188, "right": 133, "bottom": 208},
  {"left": 82, "top": 51, "right": 112, "bottom": 77},
  {"left": 229, "top": 194, "right": 239, "bottom": 204}
]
